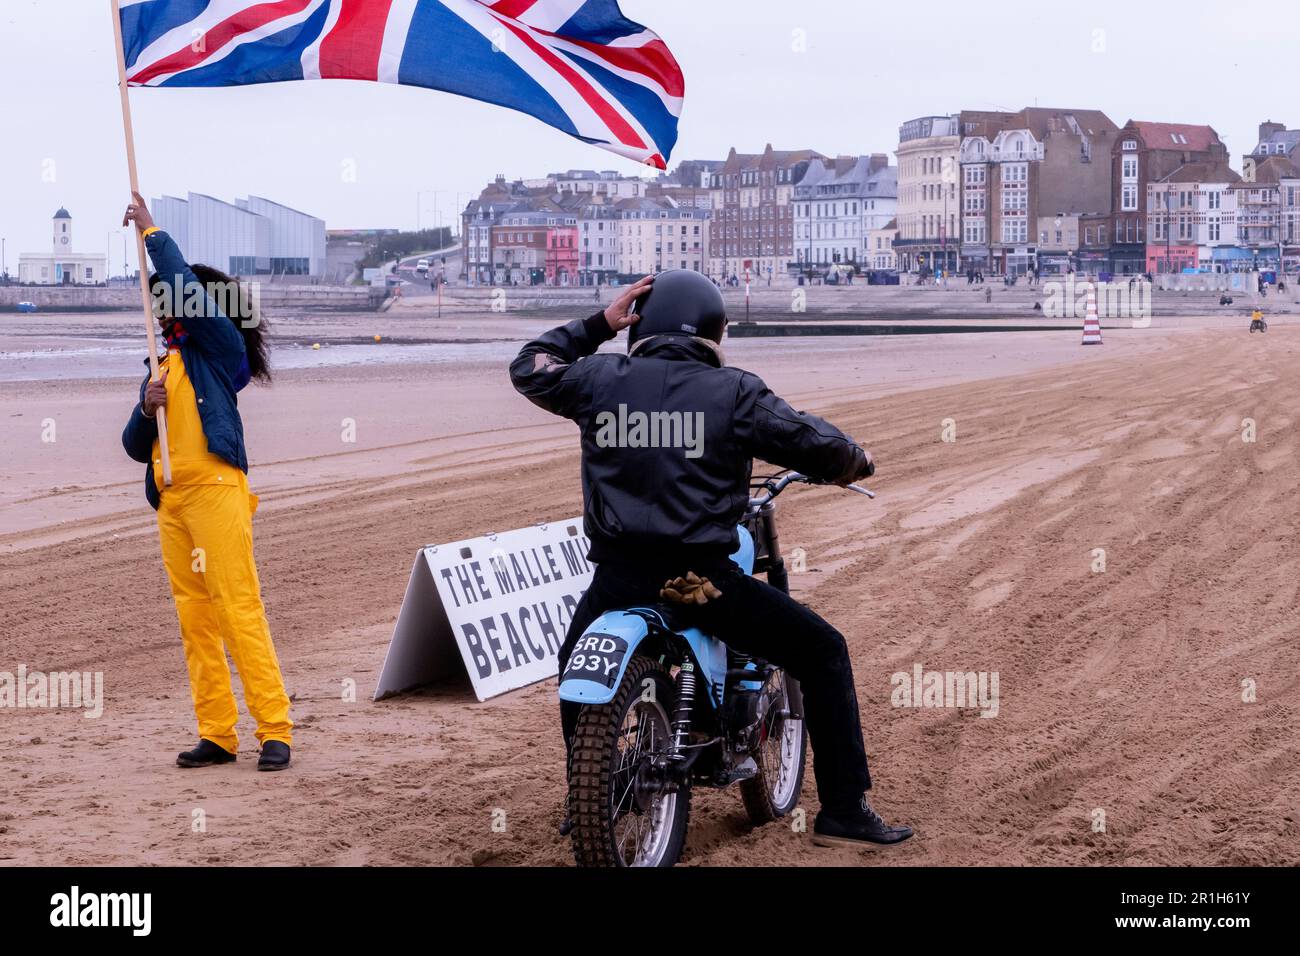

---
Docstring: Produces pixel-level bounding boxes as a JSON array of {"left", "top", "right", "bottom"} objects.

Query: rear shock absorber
[{"left": 671, "top": 666, "right": 697, "bottom": 755}]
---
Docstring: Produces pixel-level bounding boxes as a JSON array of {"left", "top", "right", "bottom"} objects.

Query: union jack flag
[{"left": 119, "top": 0, "right": 683, "bottom": 168}]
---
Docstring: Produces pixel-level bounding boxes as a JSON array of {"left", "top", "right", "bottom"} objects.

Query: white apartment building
[
  {"left": 616, "top": 198, "right": 708, "bottom": 278},
  {"left": 576, "top": 204, "right": 621, "bottom": 284},
  {"left": 550, "top": 169, "right": 647, "bottom": 200},
  {"left": 894, "top": 115, "right": 961, "bottom": 273},
  {"left": 793, "top": 154, "right": 896, "bottom": 271},
  {"left": 1147, "top": 169, "right": 1240, "bottom": 272}
]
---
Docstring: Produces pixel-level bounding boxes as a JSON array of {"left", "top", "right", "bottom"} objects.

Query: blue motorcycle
[{"left": 559, "top": 471, "right": 874, "bottom": 867}]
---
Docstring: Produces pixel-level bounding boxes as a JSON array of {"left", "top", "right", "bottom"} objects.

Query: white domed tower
[{"left": 53, "top": 207, "right": 73, "bottom": 251}]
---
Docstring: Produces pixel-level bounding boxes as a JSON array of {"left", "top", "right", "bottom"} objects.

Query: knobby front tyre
[{"left": 568, "top": 656, "right": 690, "bottom": 867}]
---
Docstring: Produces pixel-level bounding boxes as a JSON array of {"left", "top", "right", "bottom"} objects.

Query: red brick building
[
  {"left": 491, "top": 210, "right": 578, "bottom": 285},
  {"left": 1104, "top": 121, "right": 1230, "bottom": 275},
  {"left": 709, "top": 144, "right": 824, "bottom": 282}
]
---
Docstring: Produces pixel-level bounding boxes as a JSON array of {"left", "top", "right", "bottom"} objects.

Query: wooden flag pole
[{"left": 110, "top": 0, "right": 172, "bottom": 485}]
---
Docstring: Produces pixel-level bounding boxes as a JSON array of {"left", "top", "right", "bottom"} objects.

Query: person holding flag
[
  {"left": 120, "top": 194, "right": 293, "bottom": 772},
  {"left": 108, "top": 0, "right": 685, "bottom": 772}
]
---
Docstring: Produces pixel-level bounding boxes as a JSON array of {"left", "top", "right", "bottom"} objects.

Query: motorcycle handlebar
[{"left": 747, "top": 471, "right": 875, "bottom": 510}]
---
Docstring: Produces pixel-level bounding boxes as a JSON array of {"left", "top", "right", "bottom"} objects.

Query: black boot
[
  {"left": 176, "top": 739, "right": 236, "bottom": 768},
  {"left": 813, "top": 796, "right": 913, "bottom": 847},
  {"left": 257, "top": 740, "right": 291, "bottom": 772}
]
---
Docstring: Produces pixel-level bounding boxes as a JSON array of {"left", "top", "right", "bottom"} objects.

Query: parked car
[
  {"left": 866, "top": 270, "right": 900, "bottom": 286},
  {"left": 17, "top": 302, "right": 38, "bottom": 313}
]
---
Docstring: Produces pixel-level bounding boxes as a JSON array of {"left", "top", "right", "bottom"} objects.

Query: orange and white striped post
[{"left": 1082, "top": 284, "right": 1103, "bottom": 345}]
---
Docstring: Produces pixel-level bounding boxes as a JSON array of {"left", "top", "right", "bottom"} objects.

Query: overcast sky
[{"left": 0, "top": 0, "right": 1294, "bottom": 274}]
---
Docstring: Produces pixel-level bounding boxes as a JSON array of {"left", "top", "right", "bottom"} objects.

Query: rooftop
[{"left": 1126, "top": 121, "right": 1223, "bottom": 153}]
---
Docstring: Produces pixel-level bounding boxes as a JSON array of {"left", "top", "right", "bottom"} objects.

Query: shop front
[
  {"left": 1109, "top": 243, "right": 1146, "bottom": 276},
  {"left": 1147, "top": 244, "right": 1198, "bottom": 274},
  {"left": 998, "top": 246, "right": 1036, "bottom": 276}
]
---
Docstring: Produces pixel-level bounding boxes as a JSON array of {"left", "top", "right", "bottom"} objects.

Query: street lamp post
[
  {"left": 416, "top": 190, "right": 442, "bottom": 235},
  {"left": 1165, "top": 190, "right": 1173, "bottom": 277}
]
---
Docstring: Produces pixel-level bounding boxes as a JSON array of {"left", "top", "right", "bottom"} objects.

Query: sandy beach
[{"left": 1, "top": 306, "right": 1297, "bottom": 866}]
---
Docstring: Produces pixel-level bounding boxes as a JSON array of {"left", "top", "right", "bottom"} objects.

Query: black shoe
[
  {"left": 176, "top": 739, "right": 236, "bottom": 768},
  {"left": 257, "top": 740, "right": 291, "bottom": 772},
  {"left": 813, "top": 796, "right": 913, "bottom": 847}
]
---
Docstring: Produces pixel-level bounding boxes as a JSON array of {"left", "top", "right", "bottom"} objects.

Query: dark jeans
[{"left": 559, "top": 561, "right": 872, "bottom": 811}]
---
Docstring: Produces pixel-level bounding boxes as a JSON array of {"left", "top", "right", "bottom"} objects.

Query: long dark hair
[{"left": 150, "top": 266, "right": 271, "bottom": 382}]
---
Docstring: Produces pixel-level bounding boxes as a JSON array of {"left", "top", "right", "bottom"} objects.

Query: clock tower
[{"left": 53, "top": 207, "right": 72, "bottom": 251}]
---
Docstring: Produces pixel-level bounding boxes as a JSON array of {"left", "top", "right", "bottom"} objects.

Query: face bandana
[{"left": 162, "top": 319, "right": 189, "bottom": 351}]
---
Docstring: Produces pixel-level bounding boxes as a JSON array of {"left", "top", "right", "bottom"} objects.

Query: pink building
[{"left": 546, "top": 225, "right": 579, "bottom": 285}]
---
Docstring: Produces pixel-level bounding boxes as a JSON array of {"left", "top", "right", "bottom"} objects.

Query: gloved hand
[
  {"left": 858, "top": 447, "right": 875, "bottom": 479},
  {"left": 660, "top": 572, "right": 723, "bottom": 606}
]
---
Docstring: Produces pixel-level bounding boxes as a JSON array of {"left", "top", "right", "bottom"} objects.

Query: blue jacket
[{"left": 121, "top": 230, "right": 252, "bottom": 509}]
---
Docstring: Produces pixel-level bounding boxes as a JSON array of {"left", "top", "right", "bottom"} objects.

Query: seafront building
[
  {"left": 18, "top": 208, "right": 108, "bottom": 285},
  {"left": 793, "top": 154, "right": 897, "bottom": 273},
  {"left": 456, "top": 113, "right": 1300, "bottom": 284},
  {"left": 151, "top": 193, "right": 327, "bottom": 278}
]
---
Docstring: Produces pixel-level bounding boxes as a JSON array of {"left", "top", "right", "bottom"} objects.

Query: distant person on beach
[{"left": 120, "top": 194, "right": 293, "bottom": 773}]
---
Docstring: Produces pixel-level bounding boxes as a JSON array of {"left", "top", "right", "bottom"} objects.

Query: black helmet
[{"left": 626, "top": 270, "right": 727, "bottom": 351}]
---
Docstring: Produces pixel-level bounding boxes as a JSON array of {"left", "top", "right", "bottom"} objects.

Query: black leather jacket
[{"left": 510, "top": 312, "right": 870, "bottom": 567}]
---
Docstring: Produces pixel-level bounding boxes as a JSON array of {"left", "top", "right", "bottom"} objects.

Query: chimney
[
  {"left": 868, "top": 153, "right": 889, "bottom": 173},
  {"left": 1259, "top": 121, "right": 1285, "bottom": 142}
]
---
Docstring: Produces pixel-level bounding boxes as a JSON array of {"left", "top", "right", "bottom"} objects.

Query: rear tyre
[
  {"left": 569, "top": 656, "right": 690, "bottom": 867},
  {"left": 741, "top": 672, "right": 807, "bottom": 824}
]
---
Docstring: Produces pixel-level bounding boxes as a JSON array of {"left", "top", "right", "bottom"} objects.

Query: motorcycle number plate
[{"left": 562, "top": 634, "right": 629, "bottom": 689}]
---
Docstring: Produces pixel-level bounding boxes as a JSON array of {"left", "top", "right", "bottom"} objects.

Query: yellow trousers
[{"left": 157, "top": 478, "right": 292, "bottom": 752}]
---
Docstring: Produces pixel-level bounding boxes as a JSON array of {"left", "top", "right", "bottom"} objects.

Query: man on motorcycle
[{"left": 510, "top": 270, "right": 912, "bottom": 848}]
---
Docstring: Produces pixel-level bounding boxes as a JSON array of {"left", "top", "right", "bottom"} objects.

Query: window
[
  {"left": 1122, "top": 184, "right": 1138, "bottom": 211},
  {"left": 1122, "top": 139, "right": 1138, "bottom": 151},
  {"left": 1122, "top": 157, "right": 1138, "bottom": 180},
  {"left": 1208, "top": 191, "right": 1221, "bottom": 210},
  {"left": 1001, "top": 220, "right": 1028, "bottom": 243}
]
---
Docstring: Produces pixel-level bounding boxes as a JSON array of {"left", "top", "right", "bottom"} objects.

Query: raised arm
[
  {"left": 124, "top": 193, "right": 245, "bottom": 374},
  {"left": 509, "top": 275, "right": 653, "bottom": 419}
]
